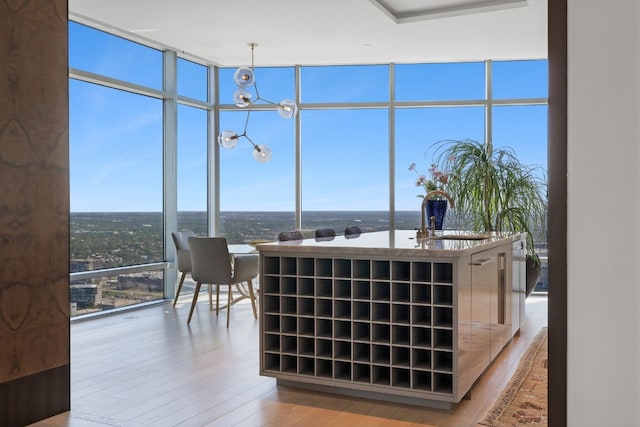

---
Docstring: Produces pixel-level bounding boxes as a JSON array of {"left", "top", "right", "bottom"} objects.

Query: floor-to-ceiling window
[
  {"left": 177, "top": 105, "right": 208, "bottom": 235},
  {"left": 395, "top": 106, "right": 486, "bottom": 228},
  {"left": 300, "top": 108, "right": 389, "bottom": 231},
  {"left": 394, "top": 61, "right": 486, "bottom": 230},
  {"left": 298, "top": 65, "right": 389, "bottom": 233},
  {"left": 69, "top": 22, "right": 165, "bottom": 315},
  {"left": 68, "top": 22, "right": 205, "bottom": 316},
  {"left": 69, "top": 21, "right": 548, "bottom": 316},
  {"left": 218, "top": 67, "right": 297, "bottom": 241},
  {"left": 176, "top": 58, "right": 209, "bottom": 235},
  {"left": 491, "top": 60, "right": 549, "bottom": 292}
]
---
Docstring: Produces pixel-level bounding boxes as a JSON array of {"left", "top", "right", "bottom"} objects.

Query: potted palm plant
[{"left": 431, "top": 139, "right": 547, "bottom": 296}]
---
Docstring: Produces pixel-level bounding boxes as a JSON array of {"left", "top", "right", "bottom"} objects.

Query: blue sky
[{"left": 68, "top": 21, "right": 548, "bottom": 213}]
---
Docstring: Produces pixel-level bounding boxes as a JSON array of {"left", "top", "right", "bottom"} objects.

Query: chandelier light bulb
[
  {"left": 277, "top": 99, "right": 298, "bottom": 119},
  {"left": 218, "top": 130, "right": 239, "bottom": 148},
  {"left": 233, "top": 67, "right": 255, "bottom": 87},
  {"left": 252, "top": 144, "right": 272, "bottom": 163},
  {"left": 233, "top": 88, "right": 253, "bottom": 107}
]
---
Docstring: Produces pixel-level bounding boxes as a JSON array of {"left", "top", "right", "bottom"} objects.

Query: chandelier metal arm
[
  {"left": 255, "top": 95, "right": 278, "bottom": 107},
  {"left": 243, "top": 133, "right": 258, "bottom": 149},
  {"left": 241, "top": 107, "right": 252, "bottom": 135},
  {"left": 253, "top": 82, "right": 262, "bottom": 102}
]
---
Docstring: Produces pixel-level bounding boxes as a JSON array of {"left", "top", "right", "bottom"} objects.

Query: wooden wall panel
[
  {"left": 0, "top": 0, "right": 70, "bottom": 423},
  {"left": 548, "top": 0, "right": 567, "bottom": 425}
]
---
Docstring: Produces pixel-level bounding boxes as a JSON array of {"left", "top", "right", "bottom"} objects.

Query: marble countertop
[{"left": 256, "top": 230, "right": 522, "bottom": 258}]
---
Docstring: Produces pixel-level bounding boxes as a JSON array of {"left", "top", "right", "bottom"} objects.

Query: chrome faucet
[{"left": 416, "top": 190, "right": 455, "bottom": 239}]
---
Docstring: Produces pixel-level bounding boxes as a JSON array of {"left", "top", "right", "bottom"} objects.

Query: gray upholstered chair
[
  {"left": 171, "top": 231, "right": 195, "bottom": 307},
  {"left": 187, "top": 237, "right": 259, "bottom": 327},
  {"left": 278, "top": 230, "right": 304, "bottom": 241}
]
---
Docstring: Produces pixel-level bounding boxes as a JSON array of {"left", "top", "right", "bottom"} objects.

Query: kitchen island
[{"left": 257, "top": 230, "right": 526, "bottom": 408}]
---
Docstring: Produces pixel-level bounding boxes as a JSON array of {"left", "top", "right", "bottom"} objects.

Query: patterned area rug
[{"left": 479, "top": 327, "right": 548, "bottom": 426}]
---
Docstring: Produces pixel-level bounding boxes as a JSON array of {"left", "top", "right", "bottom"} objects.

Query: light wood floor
[{"left": 32, "top": 292, "right": 547, "bottom": 427}]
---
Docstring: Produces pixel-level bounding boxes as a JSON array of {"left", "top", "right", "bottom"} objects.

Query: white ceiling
[{"left": 68, "top": 0, "right": 547, "bottom": 67}]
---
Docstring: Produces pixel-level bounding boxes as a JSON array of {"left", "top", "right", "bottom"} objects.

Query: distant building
[
  {"left": 116, "top": 273, "right": 164, "bottom": 293},
  {"left": 70, "top": 283, "right": 101, "bottom": 309},
  {"left": 70, "top": 258, "right": 104, "bottom": 273}
]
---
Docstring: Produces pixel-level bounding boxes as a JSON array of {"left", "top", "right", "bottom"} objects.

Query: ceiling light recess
[{"left": 369, "top": 0, "right": 528, "bottom": 24}]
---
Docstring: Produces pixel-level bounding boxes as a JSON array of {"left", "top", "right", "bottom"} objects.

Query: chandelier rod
[{"left": 248, "top": 42, "right": 257, "bottom": 69}]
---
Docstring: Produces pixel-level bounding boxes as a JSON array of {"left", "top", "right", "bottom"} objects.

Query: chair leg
[
  {"left": 172, "top": 272, "right": 187, "bottom": 307},
  {"left": 187, "top": 282, "right": 202, "bottom": 324},
  {"left": 247, "top": 279, "right": 258, "bottom": 319},
  {"left": 209, "top": 284, "right": 213, "bottom": 311},
  {"left": 216, "top": 284, "right": 220, "bottom": 315},
  {"left": 226, "top": 285, "right": 232, "bottom": 328}
]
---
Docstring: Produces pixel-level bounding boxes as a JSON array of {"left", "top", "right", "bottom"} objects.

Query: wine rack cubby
[{"left": 260, "top": 254, "right": 456, "bottom": 401}]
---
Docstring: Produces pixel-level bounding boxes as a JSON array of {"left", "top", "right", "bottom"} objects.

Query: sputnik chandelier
[{"left": 218, "top": 43, "right": 298, "bottom": 163}]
